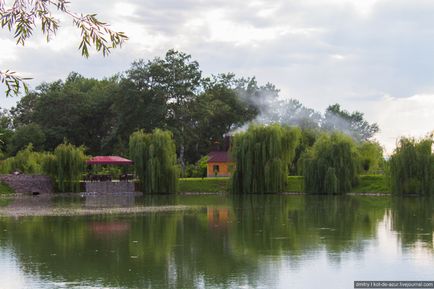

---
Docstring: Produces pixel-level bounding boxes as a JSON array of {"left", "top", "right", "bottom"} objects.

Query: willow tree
[
  {"left": 0, "top": 144, "right": 45, "bottom": 174},
  {"left": 304, "top": 133, "right": 358, "bottom": 194},
  {"left": 43, "top": 143, "right": 86, "bottom": 193},
  {"left": 231, "top": 124, "right": 301, "bottom": 194},
  {"left": 129, "top": 129, "right": 177, "bottom": 193},
  {"left": 389, "top": 137, "right": 433, "bottom": 195}
]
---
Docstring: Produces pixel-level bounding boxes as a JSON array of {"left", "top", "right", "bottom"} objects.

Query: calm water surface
[{"left": 0, "top": 194, "right": 433, "bottom": 289}]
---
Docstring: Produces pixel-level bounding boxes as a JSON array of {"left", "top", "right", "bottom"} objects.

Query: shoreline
[{"left": 0, "top": 204, "right": 199, "bottom": 217}]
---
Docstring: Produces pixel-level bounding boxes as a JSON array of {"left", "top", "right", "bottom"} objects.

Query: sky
[{"left": 1, "top": 0, "right": 433, "bottom": 153}]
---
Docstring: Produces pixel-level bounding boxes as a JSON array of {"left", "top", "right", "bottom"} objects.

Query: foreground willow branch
[{"left": 0, "top": 0, "right": 128, "bottom": 96}]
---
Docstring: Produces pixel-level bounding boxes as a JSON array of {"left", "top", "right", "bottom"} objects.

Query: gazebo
[
  {"left": 87, "top": 156, "right": 133, "bottom": 166},
  {"left": 85, "top": 156, "right": 135, "bottom": 193}
]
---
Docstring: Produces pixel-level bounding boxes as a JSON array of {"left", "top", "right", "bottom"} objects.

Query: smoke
[{"left": 231, "top": 87, "right": 374, "bottom": 142}]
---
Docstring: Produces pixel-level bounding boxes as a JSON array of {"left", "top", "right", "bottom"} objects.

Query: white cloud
[{"left": 372, "top": 94, "right": 434, "bottom": 154}]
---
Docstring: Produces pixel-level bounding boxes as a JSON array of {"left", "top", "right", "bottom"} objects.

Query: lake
[{"left": 0, "top": 194, "right": 433, "bottom": 288}]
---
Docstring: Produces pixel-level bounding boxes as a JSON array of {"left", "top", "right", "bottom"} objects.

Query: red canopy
[{"left": 86, "top": 156, "right": 133, "bottom": 165}]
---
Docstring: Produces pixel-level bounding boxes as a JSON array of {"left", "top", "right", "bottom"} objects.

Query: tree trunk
[{"left": 179, "top": 143, "right": 186, "bottom": 177}]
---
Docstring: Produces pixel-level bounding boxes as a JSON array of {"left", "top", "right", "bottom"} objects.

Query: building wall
[{"left": 207, "top": 162, "right": 234, "bottom": 177}]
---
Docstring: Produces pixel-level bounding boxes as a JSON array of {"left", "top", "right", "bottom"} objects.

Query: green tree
[
  {"left": 357, "top": 141, "right": 384, "bottom": 174},
  {"left": 129, "top": 129, "right": 178, "bottom": 193},
  {"left": 10, "top": 73, "right": 119, "bottom": 154},
  {"left": 122, "top": 50, "right": 202, "bottom": 174},
  {"left": 7, "top": 123, "right": 46, "bottom": 155},
  {"left": 231, "top": 124, "right": 301, "bottom": 194},
  {"left": 43, "top": 142, "right": 86, "bottom": 192},
  {"left": 0, "top": 0, "right": 127, "bottom": 95},
  {"left": 259, "top": 99, "right": 322, "bottom": 130},
  {"left": 291, "top": 128, "right": 320, "bottom": 175},
  {"left": 190, "top": 75, "right": 257, "bottom": 160},
  {"left": 107, "top": 62, "right": 168, "bottom": 153},
  {"left": 0, "top": 108, "right": 13, "bottom": 154},
  {"left": 304, "top": 133, "right": 359, "bottom": 194},
  {"left": 323, "top": 104, "right": 379, "bottom": 142},
  {"left": 0, "top": 144, "right": 46, "bottom": 174},
  {"left": 388, "top": 137, "right": 433, "bottom": 195}
]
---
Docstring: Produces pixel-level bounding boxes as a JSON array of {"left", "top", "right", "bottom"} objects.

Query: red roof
[
  {"left": 207, "top": 151, "right": 232, "bottom": 163},
  {"left": 87, "top": 156, "right": 133, "bottom": 165}
]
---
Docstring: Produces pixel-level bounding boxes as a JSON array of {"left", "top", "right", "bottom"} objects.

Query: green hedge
[{"left": 177, "top": 175, "right": 388, "bottom": 193}]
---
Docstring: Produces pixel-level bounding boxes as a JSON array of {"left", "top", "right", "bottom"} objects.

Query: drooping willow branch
[
  {"left": 0, "top": 70, "right": 30, "bottom": 96},
  {"left": 0, "top": 0, "right": 128, "bottom": 96}
]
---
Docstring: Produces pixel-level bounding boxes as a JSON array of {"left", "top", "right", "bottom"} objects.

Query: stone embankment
[
  {"left": 85, "top": 181, "right": 135, "bottom": 193},
  {"left": 0, "top": 174, "right": 54, "bottom": 194}
]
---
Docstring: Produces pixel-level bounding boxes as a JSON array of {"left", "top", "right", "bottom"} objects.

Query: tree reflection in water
[{"left": 0, "top": 194, "right": 432, "bottom": 288}]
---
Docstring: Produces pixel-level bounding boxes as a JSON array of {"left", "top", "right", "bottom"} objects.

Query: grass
[
  {"left": 178, "top": 176, "right": 304, "bottom": 193},
  {"left": 177, "top": 175, "right": 389, "bottom": 193},
  {"left": 286, "top": 176, "right": 303, "bottom": 192},
  {"left": 178, "top": 177, "right": 229, "bottom": 192},
  {"left": 352, "top": 175, "right": 389, "bottom": 193},
  {"left": 0, "top": 181, "right": 14, "bottom": 195}
]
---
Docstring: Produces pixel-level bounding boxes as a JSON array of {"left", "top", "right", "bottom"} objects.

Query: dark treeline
[{"left": 0, "top": 49, "right": 382, "bottom": 177}]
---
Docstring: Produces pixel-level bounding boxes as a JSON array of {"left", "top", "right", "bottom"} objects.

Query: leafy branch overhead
[
  {"left": 0, "top": 70, "right": 30, "bottom": 96},
  {"left": 0, "top": 0, "right": 128, "bottom": 96}
]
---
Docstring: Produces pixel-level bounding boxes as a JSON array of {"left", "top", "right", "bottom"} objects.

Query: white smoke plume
[{"left": 231, "top": 87, "right": 378, "bottom": 143}]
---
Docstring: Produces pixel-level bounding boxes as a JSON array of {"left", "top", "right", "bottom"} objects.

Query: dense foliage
[
  {"left": 357, "top": 141, "right": 384, "bottom": 174},
  {"left": 0, "top": 142, "right": 86, "bottom": 193},
  {"left": 388, "top": 137, "right": 433, "bottom": 195},
  {"left": 323, "top": 104, "right": 379, "bottom": 142},
  {"left": 231, "top": 124, "right": 301, "bottom": 194},
  {"left": 304, "top": 133, "right": 359, "bottom": 194},
  {"left": 43, "top": 143, "right": 87, "bottom": 193},
  {"left": 0, "top": 50, "right": 380, "bottom": 177},
  {"left": 0, "top": 144, "right": 46, "bottom": 174},
  {"left": 129, "top": 129, "right": 177, "bottom": 193}
]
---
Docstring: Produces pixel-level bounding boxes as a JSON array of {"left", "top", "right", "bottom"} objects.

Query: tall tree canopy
[
  {"left": 323, "top": 104, "right": 379, "bottom": 142},
  {"left": 115, "top": 50, "right": 202, "bottom": 173},
  {"left": 10, "top": 73, "right": 119, "bottom": 154}
]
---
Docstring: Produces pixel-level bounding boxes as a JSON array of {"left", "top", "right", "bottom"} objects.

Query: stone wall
[
  {"left": 85, "top": 181, "right": 135, "bottom": 193},
  {"left": 0, "top": 174, "right": 54, "bottom": 194}
]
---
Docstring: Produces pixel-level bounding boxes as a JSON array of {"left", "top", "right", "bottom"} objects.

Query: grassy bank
[
  {"left": 0, "top": 181, "right": 14, "bottom": 195},
  {"left": 178, "top": 178, "right": 229, "bottom": 192},
  {"left": 177, "top": 175, "right": 389, "bottom": 193},
  {"left": 352, "top": 175, "right": 389, "bottom": 193}
]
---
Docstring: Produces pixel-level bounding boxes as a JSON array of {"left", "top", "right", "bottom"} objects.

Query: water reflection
[
  {"left": 390, "top": 197, "right": 434, "bottom": 247},
  {"left": 0, "top": 195, "right": 433, "bottom": 288}
]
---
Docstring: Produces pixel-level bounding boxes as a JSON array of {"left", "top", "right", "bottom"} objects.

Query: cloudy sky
[{"left": 1, "top": 0, "right": 433, "bottom": 153}]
